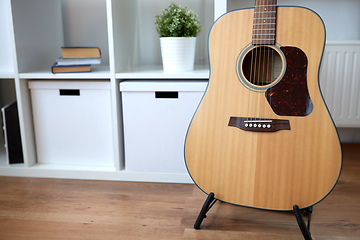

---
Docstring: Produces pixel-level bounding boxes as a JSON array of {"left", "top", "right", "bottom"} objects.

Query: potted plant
[{"left": 155, "top": 3, "right": 203, "bottom": 72}]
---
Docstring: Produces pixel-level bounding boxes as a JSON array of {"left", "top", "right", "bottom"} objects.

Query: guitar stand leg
[
  {"left": 293, "top": 205, "right": 313, "bottom": 240},
  {"left": 194, "top": 192, "right": 217, "bottom": 229}
]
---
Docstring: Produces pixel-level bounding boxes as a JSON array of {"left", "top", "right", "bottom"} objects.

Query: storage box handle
[
  {"left": 59, "top": 89, "right": 80, "bottom": 96},
  {"left": 155, "top": 91, "right": 178, "bottom": 99}
]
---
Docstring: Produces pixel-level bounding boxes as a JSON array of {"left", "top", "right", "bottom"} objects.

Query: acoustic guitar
[{"left": 184, "top": 0, "right": 342, "bottom": 210}]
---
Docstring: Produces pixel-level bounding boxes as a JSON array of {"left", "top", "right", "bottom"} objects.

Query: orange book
[{"left": 61, "top": 47, "right": 101, "bottom": 59}]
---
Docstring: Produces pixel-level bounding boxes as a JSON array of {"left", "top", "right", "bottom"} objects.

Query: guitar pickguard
[{"left": 266, "top": 46, "right": 313, "bottom": 116}]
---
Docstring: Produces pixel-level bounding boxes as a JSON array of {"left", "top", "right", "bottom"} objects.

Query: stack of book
[{"left": 51, "top": 47, "right": 101, "bottom": 73}]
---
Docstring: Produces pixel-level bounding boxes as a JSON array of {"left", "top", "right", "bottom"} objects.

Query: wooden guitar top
[{"left": 184, "top": 6, "right": 342, "bottom": 211}]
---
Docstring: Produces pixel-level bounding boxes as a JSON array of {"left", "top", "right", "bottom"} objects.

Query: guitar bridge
[{"left": 228, "top": 117, "right": 290, "bottom": 132}]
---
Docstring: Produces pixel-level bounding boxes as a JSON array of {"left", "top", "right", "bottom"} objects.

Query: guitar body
[{"left": 184, "top": 6, "right": 342, "bottom": 211}]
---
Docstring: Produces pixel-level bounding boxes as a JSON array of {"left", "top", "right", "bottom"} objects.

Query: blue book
[{"left": 51, "top": 63, "right": 91, "bottom": 73}]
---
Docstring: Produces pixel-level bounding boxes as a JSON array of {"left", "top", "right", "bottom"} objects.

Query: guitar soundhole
[{"left": 242, "top": 46, "right": 283, "bottom": 87}]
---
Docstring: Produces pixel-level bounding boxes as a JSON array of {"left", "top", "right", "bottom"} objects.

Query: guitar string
[
  {"left": 258, "top": 0, "right": 266, "bottom": 127},
  {"left": 265, "top": 1, "right": 271, "bottom": 125},
  {"left": 254, "top": 24, "right": 262, "bottom": 127},
  {"left": 268, "top": 1, "right": 276, "bottom": 126},
  {"left": 258, "top": 45, "right": 263, "bottom": 127},
  {"left": 249, "top": 2, "right": 259, "bottom": 128},
  {"left": 254, "top": 0, "right": 263, "bottom": 127},
  {"left": 262, "top": 2, "right": 272, "bottom": 127},
  {"left": 247, "top": 0, "right": 256, "bottom": 127},
  {"left": 247, "top": 45, "right": 254, "bottom": 126},
  {"left": 250, "top": 41, "right": 257, "bottom": 127},
  {"left": 265, "top": 0, "right": 275, "bottom": 128},
  {"left": 262, "top": 1, "right": 268, "bottom": 127}
]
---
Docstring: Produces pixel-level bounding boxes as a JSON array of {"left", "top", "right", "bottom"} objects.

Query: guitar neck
[{"left": 252, "top": 0, "right": 277, "bottom": 45}]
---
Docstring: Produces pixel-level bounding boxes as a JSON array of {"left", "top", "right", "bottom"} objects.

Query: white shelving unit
[
  {"left": 0, "top": 0, "right": 221, "bottom": 183},
  {"left": 0, "top": 0, "right": 359, "bottom": 182}
]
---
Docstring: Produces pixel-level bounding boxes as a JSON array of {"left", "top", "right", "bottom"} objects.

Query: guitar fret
[
  {"left": 255, "top": 11, "right": 276, "bottom": 13},
  {"left": 255, "top": 4, "right": 276, "bottom": 7},
  {"left": 254, "top": 17, "right": 276, "bottom": 19},
  {"left": 253, "top": 28, "right": 276, "bottom": 31},
  {"left": 254, "top": 20, "right": 276, "bottom": 24},
  {"left": 253, "top": 23, "right": 276, "bottom": 25},
  {"left": 253, "top": 33, "right": 275, "bottom": 35}
]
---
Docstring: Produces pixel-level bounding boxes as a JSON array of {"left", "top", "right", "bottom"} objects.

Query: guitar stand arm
[
  {"left": 194, "top": 194, "right": 314, "bottom": 240},
  {"left": 194, "top": 192, "right": 217, "bottom": 229},
  {"left": 293, "top": 205, "right": 313, "bottom": 240}
]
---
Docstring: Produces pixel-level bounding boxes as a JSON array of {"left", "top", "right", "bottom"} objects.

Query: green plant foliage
[{"left": 155, "top": 3, "right": 203, "bottom": 37}]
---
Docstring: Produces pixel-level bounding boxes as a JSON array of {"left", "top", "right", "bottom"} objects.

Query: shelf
[
  {"left": 0, "top": 164, "right": 193, "bottom": 183},
  {"left": 116, "top": 65, "right": 209, "bottom": 79},
  {"left": 18, "top": 66, "right": 111, "bottom": 79},
  {"left": 0, "top": 73, "right": 15, "bottom": 79},
  {"left": 30, "top": 163, "right": 116, "bottom": 172}
]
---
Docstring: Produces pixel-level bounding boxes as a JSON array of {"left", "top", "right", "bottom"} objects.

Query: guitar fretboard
[{"left": 252, "top": 0, "right": 277, "bottom": 45}]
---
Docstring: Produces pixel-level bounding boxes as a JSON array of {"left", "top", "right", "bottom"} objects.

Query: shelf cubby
[
  {"left": 11, "top": 0, "right": 111, "bottom": 77},
  {"left": 0, "top": 78, "right": 18, "bottom": 166},
  {"left": 111, "top": 0, "right": 216, "bottom": 78}
]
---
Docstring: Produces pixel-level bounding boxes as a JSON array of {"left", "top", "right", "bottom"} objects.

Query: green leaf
[{"left": 154, "top": 3, "right": 203, "bottom": 37}]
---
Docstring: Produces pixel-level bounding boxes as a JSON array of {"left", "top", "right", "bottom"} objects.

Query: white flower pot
[{"left": 160, "top": 37, "right": 196, "bottom": 72}]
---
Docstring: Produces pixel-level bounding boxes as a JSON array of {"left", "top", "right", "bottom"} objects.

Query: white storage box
[
  {"left": 28, "top": 81, "right": 114, "bottom": 167},
  {"left": 120, "top": 80, "right": 207, "bottom": 173}
]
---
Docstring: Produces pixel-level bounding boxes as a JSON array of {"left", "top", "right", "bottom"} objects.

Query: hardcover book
[
  {"left": 51, "top": 63, "right": 91, "bottom": 73},
  {"left": 61, "top": 47, "right": 101, "bottom": 59}
]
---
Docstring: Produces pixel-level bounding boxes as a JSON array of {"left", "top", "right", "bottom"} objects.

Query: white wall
[
  {"left": 136, "top": 0, "right": 214, "bottom": 66},
  {"left": 0, "top": 0, "right": 14, "bottom": 74},
  {"left": 61, "top": 0, "right": 109, "bottom": 66}
]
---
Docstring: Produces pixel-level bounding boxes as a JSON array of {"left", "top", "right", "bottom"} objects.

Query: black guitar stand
[
  {"left": 194, "top": 192, "right": 314, "bottom": 240},
  {"left": 194, "top": 192, "right": 217, "bottom": 229},
  {"left": 293, "top": 205, "right": 313, "bottom": 240}
]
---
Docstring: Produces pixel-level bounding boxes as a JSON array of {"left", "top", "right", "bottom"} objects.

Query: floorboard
[{"left": 0, "top": 143, "right": 359, "bottom": 239}]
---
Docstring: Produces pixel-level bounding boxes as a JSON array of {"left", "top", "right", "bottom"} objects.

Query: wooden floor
[{"left": 0, "top": 143, "right": 359, "bottom": 240}]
